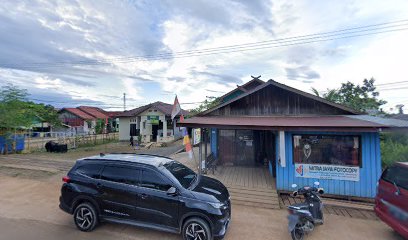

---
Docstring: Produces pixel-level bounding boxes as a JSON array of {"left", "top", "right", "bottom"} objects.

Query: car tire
[
  {"left": 73, "top": 202, "right": 98, "bottom": 232},
  {"left": 182, "top": 217, "right": 212, "bottom": 240}
]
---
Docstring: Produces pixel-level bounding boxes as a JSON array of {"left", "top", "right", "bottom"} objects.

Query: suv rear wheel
[
  {"left": 73, "top": 202, "right": 98, "bottom": 232},
  {"left": 182, "top": 217, "right": 212, "bottom": 240}
]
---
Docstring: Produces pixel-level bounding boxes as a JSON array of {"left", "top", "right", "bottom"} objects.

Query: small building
[
  {"left": 58, "top": 106, "right": 122, "bottom": 135},
  {"left": 179, "top": 77, "right": 408, "bottom": 199},
  {"left": 117, "top": 101, "right": 189, "bottom": 143},
  {"left": 58, "top": 107, "right": 96, "bottom": 134}
]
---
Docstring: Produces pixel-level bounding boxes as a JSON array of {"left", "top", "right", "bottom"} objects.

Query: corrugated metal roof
[
  {"left": 117, "top": 104, "right": 152, "bottom": 117},
  {"left": 106, "top": 111, "right": 123, "bottom": 117},
  {"left": 390, "top": 114, "right": 408, "bottom": 122},
  {"left": 61, "top": 108, "right": 95, "bottom": 120},
  {"left": 78, "top": 106, "right": 109, "bottom": 119},
  {"left": 117, "top": 101, "right": 189, "bottom": 117},
  {"left": 347, "top": 115, "right": 408, "bottom": 128},
  {"left": 178, "top": 115, "right": 384, "bottom": 128}
]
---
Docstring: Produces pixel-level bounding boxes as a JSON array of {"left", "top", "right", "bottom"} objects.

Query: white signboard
[
  {"left": 193, "top": 128, "right": 201, "bottom": 145},
  {"left": 295, "top": 164, "right": 360, "bottom": 181},
  {"left": 279, "top": 131, "right": 286, "bottom": 167}
]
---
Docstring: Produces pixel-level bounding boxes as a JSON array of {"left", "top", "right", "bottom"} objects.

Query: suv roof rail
[{"left": 104, "top": 152, "right": 173, "bottom": 160}]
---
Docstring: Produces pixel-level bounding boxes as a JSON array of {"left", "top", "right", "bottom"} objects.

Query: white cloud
[{"left": 0, "top": 0, "right": 408, "bottom": 112}]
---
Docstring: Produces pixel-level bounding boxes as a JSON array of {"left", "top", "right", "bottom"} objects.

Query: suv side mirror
[{"left": 167, "top": 186, "right": 178, "bottom": 196}]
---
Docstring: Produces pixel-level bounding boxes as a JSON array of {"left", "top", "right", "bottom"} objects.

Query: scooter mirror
[
  {"left": 314, "top": 181, "right": 320, "bottom": 186},
  {"left": 318, "top": 188, "right": 325, "bottom": 194},
  {"left": 291, "top": 184, "right": 298, "bottom": 188},
  {"left": 292, "top": 191, "right": 298, "bottom": 197}
]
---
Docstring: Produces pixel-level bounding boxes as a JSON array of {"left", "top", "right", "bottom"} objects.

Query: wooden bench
[{"left": 206, "top": 153, "right": 218, "bottom": 174}]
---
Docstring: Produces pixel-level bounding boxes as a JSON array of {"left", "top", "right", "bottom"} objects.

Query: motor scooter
[{"left": 287, "top": 182, "right": 325, "bottom": 240}]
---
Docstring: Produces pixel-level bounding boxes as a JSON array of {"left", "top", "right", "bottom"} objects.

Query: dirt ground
[
  {"left": 0, "top": 143, "right": 404, "bottom": 240},
  {"left": 27, "top": 140, "right": 183, "bottom": 161},
  {"left": 0, "top": 174, "right": 402, "bottom": 240}
]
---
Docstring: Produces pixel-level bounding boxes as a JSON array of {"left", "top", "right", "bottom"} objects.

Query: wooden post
[
  {"left": 204, "top": 129, "right": 207, "bottom": 159},
  {"left": 198, "top": 128, "right": 202, "bottom": 175}
]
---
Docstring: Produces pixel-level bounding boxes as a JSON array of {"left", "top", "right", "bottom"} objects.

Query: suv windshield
[
  {"left": 382, "top": 165, "right": 408, "bottom": 190},
  {"left": 164, "top": 161, "right": 197, "bottom": 189}
]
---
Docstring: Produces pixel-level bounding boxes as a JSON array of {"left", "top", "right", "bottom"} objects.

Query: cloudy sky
[{"left": 0, "top": 0, "right": 408, "bottom": 112}]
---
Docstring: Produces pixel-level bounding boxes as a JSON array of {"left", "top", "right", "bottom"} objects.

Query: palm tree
[{"left": 311, "top": 88, "right": 339, "bottom": 103}]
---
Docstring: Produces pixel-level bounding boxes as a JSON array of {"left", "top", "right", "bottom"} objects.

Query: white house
[{"left": 117, "top": 101, "right": 188, "bottom": 143}]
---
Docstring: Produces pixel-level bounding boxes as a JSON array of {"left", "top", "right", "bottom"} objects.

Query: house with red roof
[
  {"left": 117, "top": 101, "right": 189, "bottom": 143},
  {"left": 58, "top": 106, "right": 123, "bottom": 134}
]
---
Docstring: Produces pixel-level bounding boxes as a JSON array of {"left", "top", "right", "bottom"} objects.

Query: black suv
[{"left": 59, "top": 154, "right": 231, "bottom": 240}]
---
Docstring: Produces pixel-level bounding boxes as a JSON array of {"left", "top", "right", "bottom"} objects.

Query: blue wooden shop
[{"left": 179, "top": 77, "right": 408, "bottom": 199}]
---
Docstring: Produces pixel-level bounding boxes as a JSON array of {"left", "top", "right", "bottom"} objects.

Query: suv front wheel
[
  {"left": 73, "top": 202, "right": 98, "bottom": 232},
  {"left": 182, "top": 217, "right": 212, "bottom": 240}
]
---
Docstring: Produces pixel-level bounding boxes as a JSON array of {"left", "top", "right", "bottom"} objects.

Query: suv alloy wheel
[
  {"left": 182, "top": 217, "right": 212, "bottom": 240},
  {"left": 73, "top": 203, "right": 98, "bottom": 232}
]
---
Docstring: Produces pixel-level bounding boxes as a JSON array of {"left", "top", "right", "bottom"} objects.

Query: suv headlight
[{"left": 209, "top": 202, "right": 227, "bottom": 210}]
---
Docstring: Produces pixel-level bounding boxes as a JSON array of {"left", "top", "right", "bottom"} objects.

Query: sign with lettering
[
  {"left": 147, "top": 116, "right": 159, "bottom": 125},
  {"left": 294, "top": 164, "right": 359, "bottom": 181},
  {"left": 193, "top": 128, "right": 201, "bottom": 145}
]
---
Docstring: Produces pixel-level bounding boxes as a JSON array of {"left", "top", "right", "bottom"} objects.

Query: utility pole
[{"left": 123, "top": 93, "right": 126, "bottom": 111}]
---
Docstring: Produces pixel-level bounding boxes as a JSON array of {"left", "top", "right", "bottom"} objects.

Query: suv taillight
[{"left": 62, "top": 176, "right": 70, "bottom": 183}]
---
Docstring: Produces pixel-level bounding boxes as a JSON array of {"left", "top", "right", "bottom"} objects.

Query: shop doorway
[
  {"left": 218, "top": 129, "right": 276, "bottom": 175},
  {"left": 254, "top": 131, "right": 276, "bottom": 177}
]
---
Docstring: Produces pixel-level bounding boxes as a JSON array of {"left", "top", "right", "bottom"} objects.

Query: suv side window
[
  {"left": 76, "top": 164, "right": 102, "bottom": 179},
  {"left": 141, "top": 169, "right": 172, "bottom": 191},
  {"left": 101, "top": 165, "right": 140, "bottom": 186},
  {"left": 382, "top": 166, "right": 408, "bottom": 190}
]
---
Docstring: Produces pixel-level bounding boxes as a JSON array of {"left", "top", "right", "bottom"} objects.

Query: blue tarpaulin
[{"left": 0, "top": 135, "right": 25, "bottom": 153}]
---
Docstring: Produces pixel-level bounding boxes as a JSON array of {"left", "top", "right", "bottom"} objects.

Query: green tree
[
  {"left": 33, "top": 103, "right": 61, "bottom": 127},
  {"left": 0, "top": 84, "right": 36, "bottom": 131},
  {"left": 0, "top": 84, "right": 61, "bottom": 132},
  {"left": 189, "top": 96, "right": 220, "bottom": 116},
  {"left": 311, "top": 88, "right": 340, "bottom": 102},
  {"left": 95, "top": 119, "right": 106, "bottom": 134},
  {"left": 311, "top": 78, "right": 386, "bottom": 114}
]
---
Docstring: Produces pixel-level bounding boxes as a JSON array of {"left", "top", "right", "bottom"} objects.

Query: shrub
[{"left": 381, "top": 132, "right": 408, "bottom": 168}]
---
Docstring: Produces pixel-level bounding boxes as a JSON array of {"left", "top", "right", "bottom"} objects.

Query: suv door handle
[{"left": 140, "top": 193, "right": 148, "bottom": 199}]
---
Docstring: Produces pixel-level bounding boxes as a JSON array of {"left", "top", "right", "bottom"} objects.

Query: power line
[
  {"left": 376, "top": 80, "right": 408, "bottom": 86},
  {"left": 377, "top": 86, "right": 408, "bottom": 91},
  {"left": 1, "top": 20, "right": 408, "bottom": 70},
  {"left": 318, "top": 80, "right": 408, "bottom": 94},
  {"left": 28, "top": 97, "right": 206, "bottom": 107}
]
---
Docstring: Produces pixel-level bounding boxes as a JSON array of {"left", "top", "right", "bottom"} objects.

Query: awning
[{"left": 178, "top": 115, "right": 408, "bottom": 132}]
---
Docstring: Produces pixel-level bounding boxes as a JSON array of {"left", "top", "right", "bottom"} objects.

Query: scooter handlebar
[{"left": 295, "top": 186, "right": 325, "bottom": 195}]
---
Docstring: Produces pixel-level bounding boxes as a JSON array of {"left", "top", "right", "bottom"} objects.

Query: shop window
[{"left": 293, "top": 135, "right": 361, "bottom": 167}]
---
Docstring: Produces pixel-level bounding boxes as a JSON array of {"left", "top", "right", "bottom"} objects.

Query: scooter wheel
[{"left": 290, "top": 224, "right": 305, "bottom": 240}]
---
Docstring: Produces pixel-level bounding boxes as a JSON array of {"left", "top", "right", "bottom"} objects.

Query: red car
[{"left": 375, "top": 162, "right": 408, "bottom": 239}]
